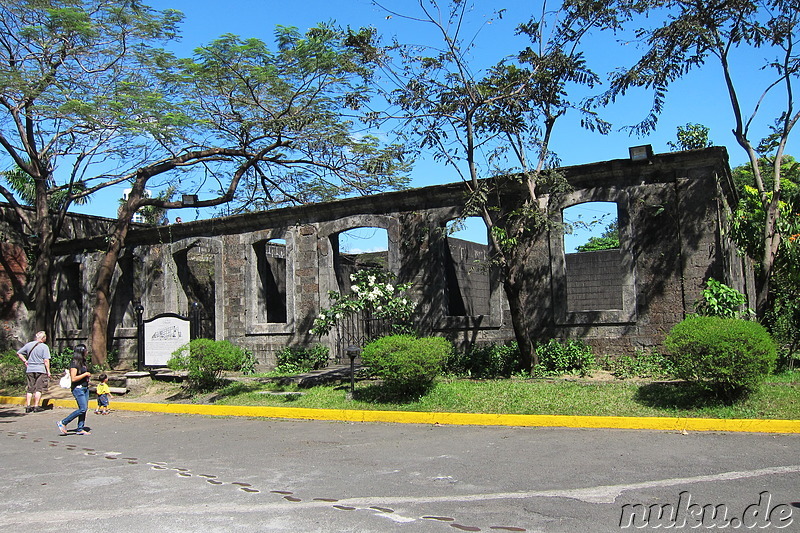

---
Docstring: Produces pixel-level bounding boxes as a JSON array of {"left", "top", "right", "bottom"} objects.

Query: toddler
[{"left": 95, "top": 373, "right": 112, "bottom": 414}]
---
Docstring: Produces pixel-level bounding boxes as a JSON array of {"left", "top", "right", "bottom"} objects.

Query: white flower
[
  {"left": 352, "top": 285, "right": 360, "bottom": 293},
  {"left": 386, "top": 284, "right": 394, "bottom": 293},
  {"left": 350, "top": 273, "right": 356, "bottom": 281}
]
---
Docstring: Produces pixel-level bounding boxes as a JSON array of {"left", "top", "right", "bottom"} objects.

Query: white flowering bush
[{"left": 310, "top": 269, "right": 416, "bottom": 336}]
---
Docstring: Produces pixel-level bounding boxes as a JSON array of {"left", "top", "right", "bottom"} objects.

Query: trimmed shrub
[
  {"left": 665, "top": 316, "right": 776, "bottom": 399},
  {"left": 274, "top": 344, "right": 329, "bottom": 374},
  {"left": 168, "top": 339, "right": 255, "bottom": 390},
  {"left": 534, "top": 339, "right": 595, "bottom": 377},
  {"left": 361, "top": 335, "right": 452, "bottom": 397}
]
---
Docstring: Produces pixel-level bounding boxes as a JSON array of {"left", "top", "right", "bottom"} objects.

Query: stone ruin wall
[{"left": 10, "top": 146, "right": 751, "bottom": 369}]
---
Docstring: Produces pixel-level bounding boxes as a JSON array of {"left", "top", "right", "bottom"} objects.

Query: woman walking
[{"left": 57, "top": 344, "right": 91, "bottom": 435}]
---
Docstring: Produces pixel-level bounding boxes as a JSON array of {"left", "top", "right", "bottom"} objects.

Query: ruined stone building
[{"left": 0, "top": 147, "right": 751, "bottom": 368}]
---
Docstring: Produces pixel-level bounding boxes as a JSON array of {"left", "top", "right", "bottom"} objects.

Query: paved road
[{"left": 1, "top": 404, "right": 798, "bottom": 532}]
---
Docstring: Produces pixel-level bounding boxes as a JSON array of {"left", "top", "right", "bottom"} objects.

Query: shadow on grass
[
  {"left": 351, "top": 383, "right": 427, "bottom": 405},
  {"left": 634, "top": 381, "right": 747, "bottom": 410}
]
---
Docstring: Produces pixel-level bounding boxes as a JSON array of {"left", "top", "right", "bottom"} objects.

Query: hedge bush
[
  {"left": 0, "top": 349, "right": 25, "bottom": 389},
  {"left": 274, "top": 344, "right": 329, "bottom": 374},
  {"left": 168, "top": 339, "right": 256, "bottom": 390},
  {"left": 665, "top": 316, "right": 776, "bottom": 399},
  {"left": 446, "top": 342, "right": 521, "bottom": 378},
  {"left": 534, "top": 339, "right": 595, "bottom": 377},
  {"left": 361, "top": 335, "right": 452, "bottom": 397}
]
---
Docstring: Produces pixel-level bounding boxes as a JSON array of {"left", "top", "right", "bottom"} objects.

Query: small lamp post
[
  {"left": 135, "top": 303, "right": 145, "bottom": 371},
  {"left": 346, "top": 345, "right": 361, "bottom": 399}
]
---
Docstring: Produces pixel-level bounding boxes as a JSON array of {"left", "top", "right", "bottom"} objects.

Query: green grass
[
  {"left": 3, "top": 368, "right": 796, "bottom": 420},
  {"left": 207, "top": 370, "right": 800, "bottom": 420}
]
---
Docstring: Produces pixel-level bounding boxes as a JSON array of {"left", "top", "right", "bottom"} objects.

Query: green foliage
[
  {"left": 361, "top": 335, "right": 452, "bottom": 398},
  {"left": 665, "top": 316, "right": 777, "bottom": 400},
  {"left": 667, "top": 123, "right": 713, "bottom": 151},
  {"left": 575, "top": 218, "right": 620, "bottom": 252},
  {"left": 168, "top": 339, "right": 255, "bottom": 390},
  {"left": 731, "top": 156, "right": 800, "bottom": 200},
  {"left": 693, "top": 278, "right": 752, "bottom": 319},
  {"left": 239, "top": 347, "right": 259, "bottom": 375},
  {"left": 602, "top": 350, "right": 676, "bottom": 380},
  {"left": 446, "top": 342, "right": 521, "bottom": 379},
  {"left": 311, "top": 269, "right": 416, "bottom": 336},
  {"left": 0, "top": 349, "right": 25, "bottom": 388},
  {"left": 49, "top": 348, "right": 74, "bottom": 374},
  {"left": 274, "top": 344, "right": 329, "bottom": 374},
  {"left": 765, "top": 289, "right": 800, "bottom": 370},
  {"left": 731, "top": 183, "right": 800, "bottom": 283},
  {"left": 533, "top": 339, "right": 595, "bottom": 377}
]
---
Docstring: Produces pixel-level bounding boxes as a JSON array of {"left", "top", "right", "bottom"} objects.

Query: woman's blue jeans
[{"left": 61, "top": 386, "right": 89, "bottom": 430}]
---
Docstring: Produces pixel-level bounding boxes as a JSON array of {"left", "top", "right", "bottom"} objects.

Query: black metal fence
[{"left": 334, "top": 307, "right": 392, "bottom": 363}]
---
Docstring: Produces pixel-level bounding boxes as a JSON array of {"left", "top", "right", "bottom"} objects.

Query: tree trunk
[
  {"left": 31, "top": 176, "right": 54, "bottom": 336},
  {"left": 502, "top": 275, "right": 538, "bottom": 371},
  {"left": 753, "top": 193, "right": 782, "bottom": 319},
  {"left": 89, "top": 186, "right": 141, "bottom": 367},
  {"left": 31, "top": 232, "right": 54, "bottom": 335}
]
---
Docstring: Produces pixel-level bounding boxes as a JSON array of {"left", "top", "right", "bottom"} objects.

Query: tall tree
[
  {"left": 0, "top": 1, "right": 408, "bottom": 364},
  {"left": 373, "top": 0, "right": 617, "bottom": 369},
  {"left": 88, "top": 26, "right": 409, "bottom": 365},
  {"left": 0, "top": 0, "right": 184, "bottom": 338},
  {"left": 583, "top": 0, "right": 800, "bottom": 317}
]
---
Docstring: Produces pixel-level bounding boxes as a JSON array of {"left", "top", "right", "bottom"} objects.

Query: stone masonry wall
[{"left": 26, "top": 146, "right": 749, "bottom": 368}]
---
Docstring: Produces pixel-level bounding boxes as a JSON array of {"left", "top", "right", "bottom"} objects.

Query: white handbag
[{"left": 59, "top": 370, "right": 71, "bottom": 389}]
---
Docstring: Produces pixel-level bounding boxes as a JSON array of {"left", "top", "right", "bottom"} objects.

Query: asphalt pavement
[{"left": 1, "top": 403, "right": 798, "bottom": 532}]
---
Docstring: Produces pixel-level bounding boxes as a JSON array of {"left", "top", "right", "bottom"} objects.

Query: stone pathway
[{"left": 269, "top": 364, "right": 362, "bottom": 388}]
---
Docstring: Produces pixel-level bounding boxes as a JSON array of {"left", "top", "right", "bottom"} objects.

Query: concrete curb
[{"left": 2, "top": 395, "right": 798, "bottom": 433}]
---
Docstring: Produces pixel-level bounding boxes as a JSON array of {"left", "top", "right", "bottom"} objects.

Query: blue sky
[{"left": 68, "top": 0, "right": 796, "bottom": 250}]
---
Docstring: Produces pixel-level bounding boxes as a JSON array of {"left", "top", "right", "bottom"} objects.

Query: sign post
[{"left": 139, "top": 313, "right": 192, "bottom": 368}]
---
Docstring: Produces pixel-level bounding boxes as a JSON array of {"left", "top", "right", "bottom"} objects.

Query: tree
[
  {"left": 667, "top": 123, "right": 713, "bottom": 151},
  {"left": 730, "top": 156, "right": 800, "bottom": 351},
  {"left": 373, "top": 0, "right": 617, "bottom": 369},
  {"left": 585, "top": 0, "right": 800, "bottom": 317},
  {"left": 0, "top": 0, "right": 184, "bottom": 339},
  {"left": 0, "top": 1, "right": 408, "bottom": 365}
]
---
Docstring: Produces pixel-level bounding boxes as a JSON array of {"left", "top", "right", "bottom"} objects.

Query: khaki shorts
[{"left": 26, "top": 372, "right": 49, "bottom": 394}]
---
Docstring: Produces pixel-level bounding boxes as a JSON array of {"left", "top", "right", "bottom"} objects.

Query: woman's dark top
[{"left": 69, "top": 360, "right": 89, "bottom": 389}]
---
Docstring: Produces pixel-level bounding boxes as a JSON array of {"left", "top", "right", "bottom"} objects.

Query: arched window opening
[
  {"left": 56, "top": 256, "right": 83, "bottom": 331},
  {"left": 173, "top": 242, "right": 217, "bottom": 338},
  {"left": 254, "top": 238, "right": 287, "bottom": 323},
  {"left": 562, "top": 202, "right": 623, "bottom": 312},
  {"left": 444, "top": 217, "right": 490, "bottom": 316},
  {"left": 331, "top": 227, "right": 389, "bottom": 294},
  {"left": 563, "top": 202, "right": 619, "bottom": 253}
]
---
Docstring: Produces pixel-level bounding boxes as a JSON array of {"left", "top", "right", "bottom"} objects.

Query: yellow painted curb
[{"left": 1, "top": 395, "right": 798, "bottom": 433}]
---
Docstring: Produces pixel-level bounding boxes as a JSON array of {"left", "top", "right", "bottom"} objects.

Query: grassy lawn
[
  {"left": 206, "top": 370, "right": 800, "bottom": 420},
  {"left": 2, "top": 370, "right": 797, "bottom": 420}
]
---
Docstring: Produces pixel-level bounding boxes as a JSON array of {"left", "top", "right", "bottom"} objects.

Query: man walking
[{"left": 17, "top": 331, "right": 51, "bottom": 413}]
